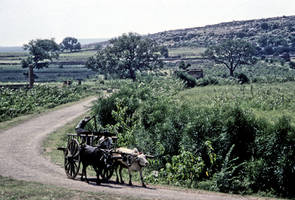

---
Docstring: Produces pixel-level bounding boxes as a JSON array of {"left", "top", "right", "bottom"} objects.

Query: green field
[
  {"left": 168, "top": 47, "right": 206, "bottom": 58},
  {"left": 0, "top": 64, "right": 95, "bottom": 82},
  {"left": 0, "top": 50, "right": 98, "bottom": 82},
  {"left": 178, "top": 82, "right": 295, "bottom": 124},
  {"left": 59, "top": 50, "right": 97, "bottom": 62},
  {"left": 0, "top": 50, "right": 96, "bottom": 64}
]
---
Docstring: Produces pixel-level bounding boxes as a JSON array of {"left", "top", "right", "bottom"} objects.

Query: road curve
[{"left": 0, "top": 97, "right": 262, "bottom": 200}]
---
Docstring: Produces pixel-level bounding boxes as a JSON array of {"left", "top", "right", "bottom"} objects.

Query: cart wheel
[{"left": 64, "top": 139, "right": 80, "bottom": 179}]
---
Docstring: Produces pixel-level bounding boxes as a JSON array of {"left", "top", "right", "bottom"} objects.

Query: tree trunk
[
  {"left": 229, "top": 69, "right": 234, "bottom": 77},
  {"left": 28, "top": 65, "right": 34, "bottom": 88},
  {"left": 130, "top": 69, "right": 136, "bottom": 82}
]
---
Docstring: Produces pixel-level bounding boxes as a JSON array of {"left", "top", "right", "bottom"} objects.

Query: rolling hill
[{"left": 148, "top": 15, "right": 295, "bottom": 48}]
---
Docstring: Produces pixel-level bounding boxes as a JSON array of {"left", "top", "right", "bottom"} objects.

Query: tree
[
  {"left": 60, "top": 37, "right": 81, "bottom": 52},
  {"left": 21, "top": 39, "right": 60, "bottom": 87},
  {"left": 86, "top": 33, "right": 163, "bottom": 81},
  {"left": 203, "top": 39, "right": 257, "bottom": 76}
]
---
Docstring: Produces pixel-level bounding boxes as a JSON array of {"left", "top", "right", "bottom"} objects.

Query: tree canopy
[
  {"left": 60, "top": 37, "right": 81, "bottom": 52},
  {"left": 86, "top": 33, "right": 163, "bottom": 81},
  {"left": 203, "top": 39, "right": 257, "bottom": 77},
  {"left": 21, "top": 39, "right": 60, "bottom": 87}
]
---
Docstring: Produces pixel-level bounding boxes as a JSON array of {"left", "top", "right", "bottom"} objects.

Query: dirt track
[{"left": 0, "top": 97, "right": 265, "bottom": 200}]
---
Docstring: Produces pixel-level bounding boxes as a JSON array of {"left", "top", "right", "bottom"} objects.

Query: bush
[
  {"left": 175, "top": 71, "right": 196, "bottom": 88},
  {"left": 196, "top": 76, "right": 219, "bottom": 86},
  {"left": 236, "top": 73, "right": 249, "bottom": 84},
  {"left": 161, "top": 149, "right": 205, "bottom": 187},
  {"left": 289, "top": 61, "right": 295, "bottom": 69},
  {"left": 91, "top": 78, "right": 295, "bottom": 198}
]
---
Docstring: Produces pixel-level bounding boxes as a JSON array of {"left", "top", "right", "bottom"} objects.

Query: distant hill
[
  {"left": 148, "top": 15, "right": 295, "bottom": 49},
  {"left": 0, "top": 46, "right": 24, "bottom": 53},
  {"left": 78, "top": 38, "right": 109, "bottom": 45}
]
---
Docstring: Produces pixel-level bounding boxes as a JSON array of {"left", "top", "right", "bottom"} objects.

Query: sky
[{"left": 0, "top": 0, "right": 294, "bottom": 46}]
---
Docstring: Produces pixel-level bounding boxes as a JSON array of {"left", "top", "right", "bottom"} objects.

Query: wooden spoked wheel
[{"left": 64, "top": 139, "right": 80, "bottom": 179}]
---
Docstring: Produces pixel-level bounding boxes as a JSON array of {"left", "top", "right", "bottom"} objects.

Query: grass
[
  {"left": 0, "top": 176, "right": 141, "bottom": 200},
  {"left": 59, "top": 50, "right": 97, "bottom": 62},
  {"left": 43, "top": 114, "right": 84, "bottom": 167},
  {"left": 178, "top": 82, "right": 295, "bottom": 124}
]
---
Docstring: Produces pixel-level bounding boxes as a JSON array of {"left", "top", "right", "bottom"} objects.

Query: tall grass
[{"left": 179, "top": 82, "right": 295, "bottom": 124}]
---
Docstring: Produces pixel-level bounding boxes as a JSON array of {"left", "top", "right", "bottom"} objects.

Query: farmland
[
  {"left": 0, "top": 85, "right": 89, "bottom": 122},
  {"left": 0, "top": 50, "right": 97, "bottom": 83},
  {"left": 179, "top": 82, "right": 295, "bottom": 124}
]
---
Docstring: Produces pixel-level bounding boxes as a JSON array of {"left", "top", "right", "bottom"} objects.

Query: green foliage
[
  {"left": 109, "top": 98, "right": 137, "bottom": 147},
  {"left": 60, "top": 37, "right": 81, "bottom": 52},
  {"left": 254, "top": 116, "right": 295, "bottom": 197},
  {"left": 22, "top": 39, "right": 60, "bottom": 69},
  {"left": 213, "top": 145, "right": 248, "bottom": 193},
  {"left": 21, "top": 39, "right": 60, "bottom": 87},
  {"left": 86, "top": 33, "right": 163, "bottom": 81},
  {"left": 203, "top": 39, "right": 257, "bottom": 76},
  {"left": 178, "top": 61, "right": 191, "bottom": 70},
  {"left": 0, "top": 85, "right": 86, "bottom": 122},
  {"left": 92, "top": 78, "right": 295, "bottom": 198},
  {"left": 236, "top": 73, "right": 249, "bottom": 84},
  {"left": 162, "top": 149, "right": 205, "bottom": 187},
  {"left": 175, "top": 71, "right": 196, "bottom": 88},
  {"left": 223, "top": 107, "right": 257, "bottom": 161}
]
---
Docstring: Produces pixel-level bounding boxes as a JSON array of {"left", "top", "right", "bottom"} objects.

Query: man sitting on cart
[
  {"left": 75, "top": 116, "right": 116, "bottom": 146},
  {"left": 75, "top": 116, "right": 94, "bottom": 135}
]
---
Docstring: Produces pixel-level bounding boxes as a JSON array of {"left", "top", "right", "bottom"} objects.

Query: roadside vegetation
[
  {"left": 87, "top": 77, "right": 294, "bottom": 199},
  {"left": 0, "top": 80, "right": 114, "bottom": 123},
  {"left": 0, "top": 85, "right": 86, "bottom": 122}
]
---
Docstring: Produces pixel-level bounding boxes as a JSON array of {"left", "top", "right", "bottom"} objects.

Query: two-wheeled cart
[{"left": 58, "top": 130, "right": 117, "bottom": 180}]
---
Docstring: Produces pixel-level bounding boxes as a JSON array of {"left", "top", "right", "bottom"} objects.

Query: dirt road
[{"left": 0, "top": 97, "right": 264, "bottom": 200}]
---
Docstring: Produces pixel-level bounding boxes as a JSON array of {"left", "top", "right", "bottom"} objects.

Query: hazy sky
[{"left": 0, "top": 0, "right": 294, "bottom": 46}]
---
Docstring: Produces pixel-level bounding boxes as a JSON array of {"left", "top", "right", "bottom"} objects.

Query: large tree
[
  {"left": 21, "top": 39, "right": 60, "bottom": 87},
  {"left": 60, "top": 37, "right": 81, "bottom": 52},
  {"left": 203, "top": 39, "right": 257, "bottom": 76},
  {"left": 86, "top": 33, "right": 163, "bottom": 81}
]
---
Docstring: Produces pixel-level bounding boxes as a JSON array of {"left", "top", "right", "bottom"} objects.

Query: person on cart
[{"left": 75, "top": 116, "right": 94, "bottom": 135}]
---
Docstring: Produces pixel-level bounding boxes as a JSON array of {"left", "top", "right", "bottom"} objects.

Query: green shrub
[
  {"left": 175, "top": 71, "right": 196, "bottom": 88},
  {"left": 91, "top": 78, "right": 295, "bottom": 198},
  {"left": 236, "top": 73, "right": 250, "bottom": 84},
  {"left": 160, "top": 149, "right": 205, "bottom": 187},
  {"left": 0, "top": 85, "right": 86, "bottom": 122}
]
